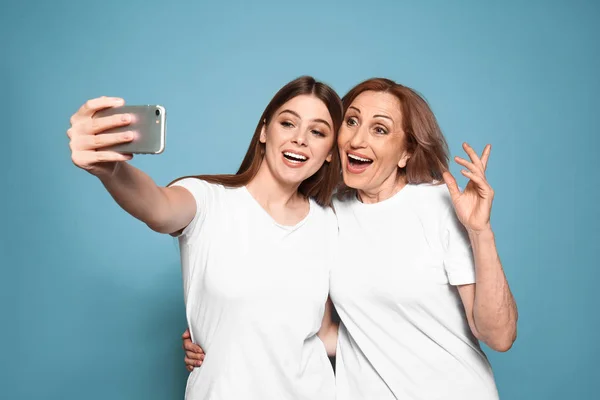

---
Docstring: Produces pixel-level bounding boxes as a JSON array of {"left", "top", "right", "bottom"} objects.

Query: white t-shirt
[
  {"left": 330, "top": 183, "right": 499, "bottom": 400},
  {"left": 170, "top": 178, "right": 337, "bottom": 400}
]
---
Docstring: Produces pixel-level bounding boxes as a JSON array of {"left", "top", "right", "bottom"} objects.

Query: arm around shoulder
[{"left": 317, "top": 297, "right": 339, "bottom": 357}]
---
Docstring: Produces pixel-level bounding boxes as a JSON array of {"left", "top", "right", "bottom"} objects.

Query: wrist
[
  {"left": 95, "top": 161, "right": 124, "bottom": 183},
  {"left": 468, "top": 224, "right": 494, "bottom": 241}
]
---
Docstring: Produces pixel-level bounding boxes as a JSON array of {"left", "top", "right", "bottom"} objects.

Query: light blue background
[{"left": 2, "top": 0, "right": 598, "bottom": 398}]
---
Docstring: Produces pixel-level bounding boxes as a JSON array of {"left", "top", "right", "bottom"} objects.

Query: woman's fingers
[
  {"left": 86, "top": 113, "right": 133, "bottom": 136},
  {"left": 70, "top": 150, "right": 132, "bottom": 169},
  {"left": 185, "top": 352, "right": 204, "bottom": 368},
  {"left": 71, "top": 96, "right": 125, "bottom": 122},
  {"left": 454, "top": 156, "right": 482, "bottom": 177},
  {"left": 183, "top": 340, "right": 205, "bottom": 356},
  {"left": 70, "top": 131, "right": 134, "bottom": 151},
  {"left": 442, "top": 171, "right": 461, "bottom": 202},
  {"left": 460, "top": 169, "right": 489, "bottom": 191},
  {"left": 462, "top": 142, "right": 485, "bottom": 172},
  {"left": 185, "top": 349, "right": 205, "bottom": 360},
  {"left": 480, "top": 144, "right": 491, "bottom": 171},
  {"left": 185, "top": 354, "right": 204, "bottom": 364},
  {"left": 68, "top": 97, "right": 130, "bottom": 138},
  {"left": 181, "top": 329, "right": 204, "bottom": 369}
]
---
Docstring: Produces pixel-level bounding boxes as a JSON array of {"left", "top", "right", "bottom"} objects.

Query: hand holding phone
[
  {"left": 67, "top": 97, "right": 166, "bottom": 178},
  {"left": 93, "top": 105, "right": 166, "bottom": 154}
]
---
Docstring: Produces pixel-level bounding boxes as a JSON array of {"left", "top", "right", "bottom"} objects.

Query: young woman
[
  {"left": 67, "top": 76, "right": 344, "bottom": 400},
  {"left": 184, "top": 78, "right": 518, "bottom": 400}
]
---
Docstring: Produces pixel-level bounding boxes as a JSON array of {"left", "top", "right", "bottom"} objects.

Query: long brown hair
[
  {"left": 341, "top": 78, "right": 449, "bottom": 187},
  {"left": 170, "top": 76, "right": 343, "bottom": 206}
]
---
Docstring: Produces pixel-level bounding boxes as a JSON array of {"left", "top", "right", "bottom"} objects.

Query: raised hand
[
  {"left": 67, "top": 96, "right": 134, "bottom": 177},
  {"left": 442, "top": 143, "right": 494, "bottom": 233}
]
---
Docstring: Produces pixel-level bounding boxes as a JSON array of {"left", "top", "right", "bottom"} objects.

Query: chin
[
  {"left": 276, "top": 168, "right": 311, "bottom": 187},
  {"left": 340, "top": 175, "right": 362, "bottom": 190}
]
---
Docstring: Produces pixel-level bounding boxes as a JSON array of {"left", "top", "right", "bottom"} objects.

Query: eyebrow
[
  {"left": 279, "top": 109, "right": 301, "bottom": 119},
  {"left": 348, "top": 106, "right": 393, "bottom": 123},
  {"left": 373, "top": 114, "right": 393, "bottom": 122},
  {"left": 278, "top": 109, "right": 332, "bottom": 130},
  {"left": 313, "top": 118, "right": 332, "bottom": 130}
]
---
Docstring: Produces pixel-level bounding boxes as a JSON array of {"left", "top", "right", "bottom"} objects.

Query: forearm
[
  {"left": 97, "top": 162, "right": 176, "bottom": 232},
  {"left": 469, "top": 228, "right": 518, "bottom": 351},
  {"left": 318, "top": 322, "right": 339, "bottom": 357},
  {"left": 317, "top": 297, "right": 339, "bottom": 357}
]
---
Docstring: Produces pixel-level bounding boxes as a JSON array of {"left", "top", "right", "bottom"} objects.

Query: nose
[
  {"left": 349, "top": 125, "right": 367, "bottom": 148},
  {"left": 292, "top": 128, "right": 308, "bottom": 147}
]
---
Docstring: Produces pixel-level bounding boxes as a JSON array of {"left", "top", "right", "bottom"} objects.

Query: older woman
[
  {"left": 183, "top": 78, "right": 518, "bottom": 400},
  {"left": 327, "top": 78, "right": 517, "bottom": 400}
]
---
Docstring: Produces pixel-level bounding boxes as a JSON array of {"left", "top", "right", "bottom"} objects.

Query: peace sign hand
[{"left": 442, "top": 143, "right": 495, "bottom": 234}]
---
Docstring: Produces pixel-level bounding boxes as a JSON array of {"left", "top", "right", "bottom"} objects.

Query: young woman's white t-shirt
[
  {"left": 170, "top": 178, "right": 337, "bottom": 400},
  {"left": 330, "top": 183, "right": 499, "bottom": 400}
]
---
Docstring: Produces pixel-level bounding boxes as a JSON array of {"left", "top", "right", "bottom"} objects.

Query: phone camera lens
[{"left": 155, "top": 109, "right": 160, "bottom": 116}]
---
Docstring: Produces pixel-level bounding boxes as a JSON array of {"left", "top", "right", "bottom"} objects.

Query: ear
[
  {"left": 259, "top": 122, "right": 267, "bottom": 144},
  {"left": 325, "top": 151, "right": 333, "bottom": 163},
  {"left": 398, "top": 151, "right": 411, "bottom": 168}
]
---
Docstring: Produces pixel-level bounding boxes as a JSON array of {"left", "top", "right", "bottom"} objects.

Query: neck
[
  {"left": 246, "top": 159, "right": 305, "bottom": 208},
  {"left": 357, "top": 173, "right": 407, "bottom": 204}
]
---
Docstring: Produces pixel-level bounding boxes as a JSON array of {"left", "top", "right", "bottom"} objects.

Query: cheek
[
  {"left": 375, "top": 139, "right": 405, "bottom": 167},
  {"left": 312, "top": 137, "right": 335, "bottom": 159},
  {"left": 337, "top": 127, "right": 351, "bottom": 147},
  {"left": 265, "top": 128, "right": 285, "bottom": 148}
]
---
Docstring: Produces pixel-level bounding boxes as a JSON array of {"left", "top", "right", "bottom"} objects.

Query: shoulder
[
  {"left": 310, "top": 203, "right": 340, "bottom": 252},
  {"left": 311, "top": 199, "right": 337, "bottom": 221},
  {"left": 332, "top": 192, "right": 358, "bottom": 215},
  {"left": 404, "top": 182, "right": 456, "bottom": 227},
  {"left": 169, "top": 177, "right": 228, "bottom": 198},
  {"left": 169, "top": 177, "right": 221, "bottom": 190},
  {"left": 309, "top": 200, "right": 339, "bottom": 232},
  {"left": 168, "top": 178, "right": 239, "bottom": 216},
  {"left": 408, "top": 181, "right": 453, "bottom": 210}
]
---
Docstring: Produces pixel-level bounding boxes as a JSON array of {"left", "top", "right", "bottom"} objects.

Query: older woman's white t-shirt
[{"left": 331, "top": 183, "right": 499, "bottom": 400}]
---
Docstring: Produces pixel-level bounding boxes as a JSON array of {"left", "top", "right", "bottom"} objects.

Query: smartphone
[{"left": 93, "top": 105, "right": 166, "bottom": 154}]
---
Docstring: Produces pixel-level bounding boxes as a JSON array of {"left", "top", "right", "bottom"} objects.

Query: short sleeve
[
  {"left": 168, "top": 177, "right": 211, "bottom": 239},
  {"left": 441, "top": 205, "right": 476, "bottom": 286}
]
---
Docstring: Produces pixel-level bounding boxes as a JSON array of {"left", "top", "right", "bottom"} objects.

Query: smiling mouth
[
  {"left": 283, "top": 151, "right": 308, "bottom": 164},
  {"left": 347, "top": 153, "right": 373, "bottom": 166},
  {"left": 345, "top": 152, "right": 373, "bottom": 174}
]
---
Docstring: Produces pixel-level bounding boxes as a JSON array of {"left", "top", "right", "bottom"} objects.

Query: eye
[
  {"left": 346, "top": 117, "right": 358, "bottom": 127},
  {"left": 281, "top": 121, "right": 294, "bottom": 128},
  {"left": 311, "top": 129, "right": 326, "bottom": 137},
  {"left": 374, "top": 126, "right": 388, "bottom": 135}
]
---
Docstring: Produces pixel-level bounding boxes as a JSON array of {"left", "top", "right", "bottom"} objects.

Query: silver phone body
[{"left": 94, "top": 105, "right": 166, "bottom": 154}]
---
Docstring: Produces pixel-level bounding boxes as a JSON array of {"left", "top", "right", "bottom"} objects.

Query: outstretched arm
[{"left": 68, "top": 96, "right": 196, "bottom": 235}]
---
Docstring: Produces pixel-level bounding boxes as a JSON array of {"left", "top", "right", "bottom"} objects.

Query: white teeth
[
  {"left": 284, "top": 152, "right": 307, "bottom": 161},
  {"left": 348, "top": 154, "right": 372, "bottom": 162}
]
